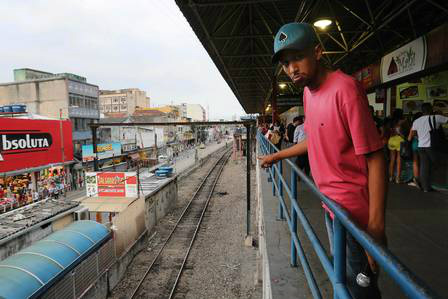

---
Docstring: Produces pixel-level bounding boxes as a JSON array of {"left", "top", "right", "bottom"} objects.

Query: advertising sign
[
  {"left": 85, "top": 172, "right": 137, "bottom": 198},
  {"left": 381, "top": 37, "right": 427, "bottom": 83},
  {"left": 82, "top": 142, "right": 121, "bottom": 162},
  {"left": 0, "top": 118, "right": 73, "bottom": 173}
]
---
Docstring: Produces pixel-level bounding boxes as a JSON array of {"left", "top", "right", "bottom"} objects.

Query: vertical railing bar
[
  {"left": 291, "top": 168, "right": 298, "bottom": 267},
  {"left": 278, "top": 160, "right": 284, "bottom": 220},
  {"left": 333, "top": 218, "right": 351, "bottom": 299}
]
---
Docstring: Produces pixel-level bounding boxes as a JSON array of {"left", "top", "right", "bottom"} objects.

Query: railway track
[{"left": 129, "top": 149, "right": 232, "bottom": 299}]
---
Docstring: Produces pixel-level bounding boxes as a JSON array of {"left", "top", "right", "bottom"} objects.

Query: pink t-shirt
[{"left": 303, "top": 70, "right": 383, "bottom": 228}]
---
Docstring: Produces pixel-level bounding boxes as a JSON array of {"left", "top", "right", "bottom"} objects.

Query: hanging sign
[{"left": 380, "top": 37, "right": 427, "bottom": 83}]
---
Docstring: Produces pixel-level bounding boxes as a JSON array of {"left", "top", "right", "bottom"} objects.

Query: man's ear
[{"left": 314, "top": 44, "right": 323, "bottom": 61}]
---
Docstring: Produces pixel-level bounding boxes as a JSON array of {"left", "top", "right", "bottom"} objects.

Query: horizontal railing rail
[{"left": 257, "top": 131, "right": 440, "bottom": 299}]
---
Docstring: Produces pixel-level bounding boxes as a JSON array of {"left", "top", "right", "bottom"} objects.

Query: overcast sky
[{"left": 0, "top": 0, "right": 246, "bottom": 120}]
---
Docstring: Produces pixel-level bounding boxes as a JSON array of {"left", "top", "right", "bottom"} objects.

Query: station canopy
[{"left": 176, "top": 0, "right": 448, "bottom": 113}]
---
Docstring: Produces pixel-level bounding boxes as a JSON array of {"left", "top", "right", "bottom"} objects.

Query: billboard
[
  {"left": 0, "top": 118, "right": 73, "bottom": 173},
  {"left": 381, "top": 37, "right": 427, "bottom": 83},
  {"left": 85, "top": 172, "right": 137, "bottom": 198},
  {"left": 82, "top": 142, "right": 121, "bottom": 162}
]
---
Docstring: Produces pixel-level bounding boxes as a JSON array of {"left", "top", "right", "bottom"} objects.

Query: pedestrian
[
  {"left": 258, "top": 22, "right": 386, "bottom": 299},
  {"left": 285, "top": 116, "right": 300, "bottom": 147},
  {"left": 387, "top": 109, "right": 406, "bottom": 184},
  {"left": 408, "top": 103, "right": 448, "bottom": 192},
  {"left": 407, "top": 112, "right": 423, "bottom": 188},
  {"left": 293, "top": 116, "right": 310, "bottom": 176}
]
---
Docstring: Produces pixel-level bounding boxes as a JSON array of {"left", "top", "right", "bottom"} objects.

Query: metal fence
[{"left": 257, "top": 131, "right": 439, "bottom": 299}]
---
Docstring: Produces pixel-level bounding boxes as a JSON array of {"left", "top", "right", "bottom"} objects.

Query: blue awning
[{"left": 0, "top": 220, "right": 110, "bottom": 299}]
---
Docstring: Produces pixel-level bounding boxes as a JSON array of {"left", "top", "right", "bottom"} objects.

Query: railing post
[
  {"left": 333, "top": 217, "right": 346, "bottom": 299},
  {"left": 291, "top": 167, "right": 298, "bottom": 267},
  {"left": 277, "top": 160, "right": 284, "bottom": 220}
]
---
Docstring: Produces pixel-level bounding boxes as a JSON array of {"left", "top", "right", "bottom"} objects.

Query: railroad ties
[{"left": 129, "top": 149, "right": 232, "bottom": 299}]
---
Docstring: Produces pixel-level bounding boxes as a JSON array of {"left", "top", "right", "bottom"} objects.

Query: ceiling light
[
  {"left": 279, "top": 83, "right": 287, "bottom": 89},
  {"left": 313, "top": 19, "right": 332, "bottom": 30}
]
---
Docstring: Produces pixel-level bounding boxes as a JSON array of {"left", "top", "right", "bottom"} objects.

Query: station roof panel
[
  {"left": 176, "top": 0, "right": 448, "bottom": 113},
  {"left": 0, "top": 220, "right": 110, "bottom": 299}
]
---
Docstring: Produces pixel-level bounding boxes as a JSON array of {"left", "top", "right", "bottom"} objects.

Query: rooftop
[{"left": 0, "top": 199, "right": 79, "bottom": 241}]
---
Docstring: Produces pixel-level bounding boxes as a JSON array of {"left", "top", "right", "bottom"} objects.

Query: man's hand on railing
[
  {"left": 258, "top": 155, "right": 277, "bottom": 168},
  {"left": 365, "top": 225, "right": 388, "bottom": 274}
]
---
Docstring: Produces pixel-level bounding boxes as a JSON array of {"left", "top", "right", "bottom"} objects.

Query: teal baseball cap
[{"left": 272, "top": 22, "right": 318, "bottom": 64}]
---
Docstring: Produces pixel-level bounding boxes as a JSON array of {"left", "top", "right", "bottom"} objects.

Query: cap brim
[{"left": 271, "top": 50, "right": 283, "bottom": 64}]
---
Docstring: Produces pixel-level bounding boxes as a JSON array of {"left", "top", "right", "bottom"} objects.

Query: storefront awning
[
  {"left": 79, "top": 196, "right": 137, "bottom": 213},
  {"left": 0, "top": 160, "right": 75, "bottom": 177}
]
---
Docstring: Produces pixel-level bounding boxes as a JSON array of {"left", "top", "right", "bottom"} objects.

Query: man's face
[{"left": 279, "top": 46, "right": 321, "bottom": 87}]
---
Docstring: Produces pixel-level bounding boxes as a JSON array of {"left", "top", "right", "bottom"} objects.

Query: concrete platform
[{"left": 258, "top": 159, "right": 448, "bottom": 299}]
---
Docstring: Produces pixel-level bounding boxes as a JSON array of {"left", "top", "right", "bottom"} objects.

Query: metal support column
[
  {"left": 92, "top": 126, "right": 99, "bottom": 171},
  {"left": 245, "top": 124, "right": 251, "bottom": 236}
]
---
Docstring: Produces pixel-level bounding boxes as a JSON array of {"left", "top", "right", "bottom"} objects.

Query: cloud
[{"left": 0, "top": 0, "right": 246, "bottom": 119}]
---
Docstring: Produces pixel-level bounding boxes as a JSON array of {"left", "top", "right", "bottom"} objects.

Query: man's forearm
[
  {"left": 366, "top": 150, "right": 387, "bottom": 234},
  {"left": 273, "top": 139, "right": 308, "bottom": 161}
]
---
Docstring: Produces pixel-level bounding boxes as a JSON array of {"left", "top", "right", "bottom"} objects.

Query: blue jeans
[{"left": 325, "top": 212, "right": 381, "bottom": 299}]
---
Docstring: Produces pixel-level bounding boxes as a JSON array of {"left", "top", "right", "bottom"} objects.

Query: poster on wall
[
  {"left": 381, "top": 37, "right": 427, "bottom": 83},
  {"left": 403, "top": 100, "right": 424, "bottom": 114},
  {"left": 433, "top": 100, "right": 448, "bottom": 114},
  {"left": 427, "top": 86, "right": 447, "bottom": 98},
  {"left": 85, "top": 172, "right": 137, "bottom": 198},
  {"left": 399, "top": 86, "right": 419, "bottom": 99},
  {"left": 82, "top": 142, "right": 122, "bottom": 162},
  {"left": 85, "top": 172, "right": 98, "bottom": 197}
]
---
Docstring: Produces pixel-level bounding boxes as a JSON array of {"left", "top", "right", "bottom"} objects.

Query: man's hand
[
  {"left": 365, "top": 225, "right": 387, "bottom": 274},
  {"left": 258, "top": 155, "right": 276, "bottom": 168}
]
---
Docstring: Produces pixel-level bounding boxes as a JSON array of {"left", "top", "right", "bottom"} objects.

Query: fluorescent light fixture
[
  {"left": 313, "top": 19, "right": 332, "bottom": 30},
  {"left": 279, "top": 83, "right": 287, "bottom": 89}
]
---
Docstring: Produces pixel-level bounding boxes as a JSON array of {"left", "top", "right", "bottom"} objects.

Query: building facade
[
  {"left": 0, "top": 68, "right": 100, "bottom": 155},
  {"left": 179, "top": 103, "right": 206, "bottom": 121},
  {"left": 99, "top": 88, "right": 149, "bottom": 117}
]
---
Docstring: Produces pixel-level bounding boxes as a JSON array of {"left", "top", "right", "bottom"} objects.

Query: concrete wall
[
  {"left": 0, "top": 79, "right": 68, "bottom": 119},
  {"left": 144, "top": 177, "right": 178, "bottom": 233},
  {"left": 112, "top": 198, "right": 146, "bottom": 257}
]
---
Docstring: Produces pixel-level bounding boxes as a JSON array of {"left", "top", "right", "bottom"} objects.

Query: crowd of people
[{"left": 259, "top": 102, "right": 448, "bottom": 193}]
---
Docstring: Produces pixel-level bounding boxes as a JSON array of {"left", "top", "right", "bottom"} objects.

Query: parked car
[{"left": 158, "top": 155, "right": 169, "bottom": 163}]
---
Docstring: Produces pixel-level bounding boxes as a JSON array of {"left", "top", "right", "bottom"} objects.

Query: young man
[
  {"left": 408, "top": 103, "right": 448, "bottom": 192},
  {"left": 293, "top": 116, "right": 310, "bottom": 175},
  {"left": 258, "top": 23, "right": 387, "bottom": 299},
  {"left": 285, "top": 116, "right": 301, "bottom": 146}
]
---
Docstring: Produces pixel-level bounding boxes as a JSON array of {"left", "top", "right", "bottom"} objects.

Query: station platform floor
[{"left": 258, "top": 162, "right": 448, "bottom": 299}]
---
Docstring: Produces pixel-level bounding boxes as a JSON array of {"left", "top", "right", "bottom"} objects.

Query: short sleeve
[
  {"left": 340, "top": 81, "right": 383, "bottom": 155},
  {"left": 303, "top": 89, "right": 309, "bottom": 134},
  {"left": 411, "top": 119, "right": 417, "bottom": 131},
  {"left": 436, "top": 115, "right": 448, "bottom": 126}
]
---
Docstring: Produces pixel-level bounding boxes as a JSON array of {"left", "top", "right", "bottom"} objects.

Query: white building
[
  {"left": 179, "top": 103, "right": 206, "bottom": 121},
  {"left": 99, "top": 88, "right": 150, "bottom": 117}
]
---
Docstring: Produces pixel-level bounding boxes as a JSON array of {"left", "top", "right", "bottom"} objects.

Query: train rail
[{"left": 129, "top": 149, "right": 232, "bottom": 299}]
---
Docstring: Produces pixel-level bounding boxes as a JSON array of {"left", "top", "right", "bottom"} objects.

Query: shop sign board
[
  {"left": 0, "top": 118, "right": 73, "bottom": 173},
  {"left": 381, "top": 37, "right": 427, "bottom": 83},
  {"left": 82, "top": 142, "right": 121, "bottom": 162},
  {"left": 85, "top": 172, "right": 137, "bottom": 198}
]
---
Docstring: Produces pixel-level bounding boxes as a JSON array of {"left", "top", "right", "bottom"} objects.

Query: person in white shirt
[
  {"left": 408, "top": 103, "right": 448, "bottom": 192},
  {"left": 293, "top": 116, "right": 310, "bottom": 175}
]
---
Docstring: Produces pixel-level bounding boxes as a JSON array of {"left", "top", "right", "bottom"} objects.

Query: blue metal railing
[{"left": 257, "top": 131, "right": 440, "bottom": 299}]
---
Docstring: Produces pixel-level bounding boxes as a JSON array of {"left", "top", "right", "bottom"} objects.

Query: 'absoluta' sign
[
  {"left": 1, "top": 133, "right": 53, "bottom": 152},
  {"left": 0, "top": 118, "right": 73, "bottom": 173}
]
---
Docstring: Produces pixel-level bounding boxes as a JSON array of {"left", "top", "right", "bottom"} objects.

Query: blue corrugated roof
[{"left": 0, "top": 220, "right": 110, "bottom": 299}]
